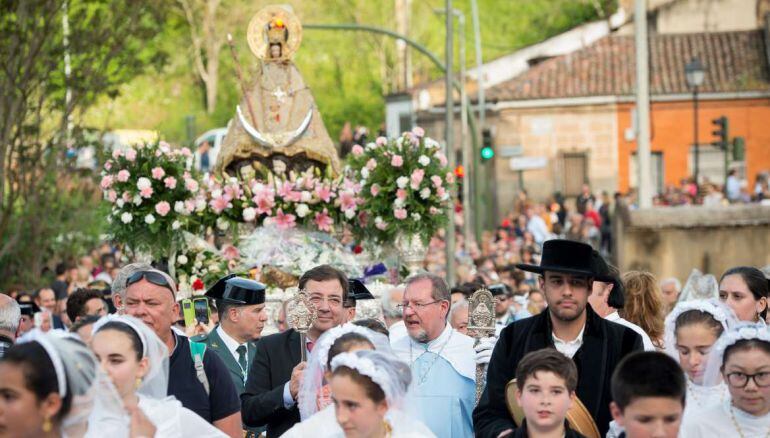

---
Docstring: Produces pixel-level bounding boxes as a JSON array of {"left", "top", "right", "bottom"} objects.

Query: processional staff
[
  {"left": 467, "top": 287, "right": 496, "bottom": 404},
  {"left": 226, "top": 33, "right": 259, "bottom": 127},
  {"left": 287, "top": 289, "right": 317, "bottom": 362}
]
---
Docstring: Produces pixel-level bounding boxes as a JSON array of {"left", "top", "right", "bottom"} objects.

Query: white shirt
[
  {"left": 391, "top": 323, "right": 476, "bottom": 381},
  {"left": 552, "top": 325, "right": 585, "bottom": 358},
  {"left": 680, "top": 398, "right": 770, "bottom": 438},
  {"left": 606, "top": 311, "right": 656, "bottom": 351},
  {"left": 216, "top": 325, "right": 247, "bottom": 366}
]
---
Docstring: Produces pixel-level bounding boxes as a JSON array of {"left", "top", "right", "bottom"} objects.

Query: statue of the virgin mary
[{"left": 215, "top": 5, "right": 342, "bottom": 180}]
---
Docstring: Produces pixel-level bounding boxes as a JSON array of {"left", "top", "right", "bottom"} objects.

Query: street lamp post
[{"left": 685, "top": 57, "right": 705, "bottom": 187}]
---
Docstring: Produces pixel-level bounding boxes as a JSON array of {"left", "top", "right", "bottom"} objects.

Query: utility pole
[
  {"left": 395, "top": 0, "right": 413, "bottom": 90},
  {"left": 470, "top": 0, "right": 485, "bottom": 243},
  {"left": 444, "top": 0, "right": 456, "bottom": 285},
  {"left": 635, "top": 0, "right": 652, "bottom": 208},
  {"left": 435, "top": 8, "right": 471, "bottom": 260}
]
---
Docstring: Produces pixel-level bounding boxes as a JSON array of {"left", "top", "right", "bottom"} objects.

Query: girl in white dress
[
  {"left": 680, "top": 324, "right": 770, "bottom": 437},
  {"left": 328, "top": 350, "right": 435, "bottom": 438},
  {"left": 663, "top": 299, "right": 735, "bottom": 416},
  {"left": 89, "top": 314, "right": 226, "bottom": 438}
]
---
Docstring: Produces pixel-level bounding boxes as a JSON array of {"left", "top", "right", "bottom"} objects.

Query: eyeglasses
[
  {"left": 396, "top": 300, "right": 443, "bottom": 312},
  {"left": 127, "top": 271, "right": 175, "bottom": 294},
  {"left": 725, "top": 371, "right": 770, "bottom": 388}
]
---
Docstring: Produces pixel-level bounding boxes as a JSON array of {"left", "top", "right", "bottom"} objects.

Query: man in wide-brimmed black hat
[{"left": 473, "top": 240, "right": 643, "bottom": 438}]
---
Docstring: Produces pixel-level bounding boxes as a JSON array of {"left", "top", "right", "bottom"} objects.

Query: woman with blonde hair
[{"left": 620, "top": 271, "right": 666, "bottom": 349}]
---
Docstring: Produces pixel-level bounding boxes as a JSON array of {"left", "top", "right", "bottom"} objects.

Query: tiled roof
[{"left": 487, "top": 30, "right": 770, "bottom": 101}]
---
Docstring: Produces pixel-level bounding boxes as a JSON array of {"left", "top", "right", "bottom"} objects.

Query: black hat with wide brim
[{"left": 516, "top": 239, "right": 596, "bottom": 277}]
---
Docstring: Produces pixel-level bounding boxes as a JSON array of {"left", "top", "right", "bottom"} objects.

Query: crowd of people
[{"left": 0, "top": 234, "right": 769, "bottom": 438}]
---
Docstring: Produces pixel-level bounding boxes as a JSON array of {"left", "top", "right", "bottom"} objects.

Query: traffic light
[
  {"left": 711, "top": 116, "right": 728, "bottom": 150},
  {"left": 480, "top": 128, "right": 494, "bottom": 161}
]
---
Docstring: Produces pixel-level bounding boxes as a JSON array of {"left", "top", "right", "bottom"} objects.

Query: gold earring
[
  {"left": 42, "top": 417, "right": 52, "bottom": 433},
  {"left": 135, "top": 377, "right": 142, "bottom": 389},
  {"left": 383, "top": 419, "right": 392, "bottom": 436}
]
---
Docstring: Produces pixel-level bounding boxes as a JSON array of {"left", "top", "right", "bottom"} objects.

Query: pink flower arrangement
[
  {"left": 117, "top": 170, "right": 131, "bottom": 182},
  {"left": 431, "top": 175, "right": 443, "bottom": 188},
  {"left": 125, "top": 148, "right": 137, "bottom": 162},
  {"left": 410, "top": 169, "right": 425, "bottom": 190},
  {"left": 391, "top": 155, "right": 404, "bottom": 167},
  {"left": 151, "top": 167, "right": 165, "bottom": 180},
  {"left": 164, "top": 176, "right": 177, "bottom": 189},
  {"left": 100, "top": 175, "right": 113, "bottom": 190}
]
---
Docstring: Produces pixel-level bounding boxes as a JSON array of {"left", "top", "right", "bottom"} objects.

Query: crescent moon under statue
[{"left": 236, "top": 104, "right": 313, "bottom": 150}]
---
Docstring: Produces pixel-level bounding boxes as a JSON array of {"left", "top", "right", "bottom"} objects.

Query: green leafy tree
[{"left": 0, "top": 0, "right": 169, "bottom": 288}]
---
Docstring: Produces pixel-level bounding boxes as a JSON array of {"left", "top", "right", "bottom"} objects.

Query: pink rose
[
  {"left": 164, "top": 176, "right": 177, "bottom": 189},
  {"left": 366, "top": 158, "right": 377, "bottom": 171},
  {"left": 140, "top": 187, "right": 154, "bottom": 198},
  {"left": 410, "top": 169, "right": 425, "bottom": 190},
  {"left": 104, "top": 160, "right": 112, "bottom": 171},
  {"left": 394, "top": 208, "right": 408, "bottom": 220},
  {"left": 376, "top": 220, "right": 388, "bottom": 230},
  {"left": 435, "top": 152, "right": 448, "bottom": 167},
  {"left": 111, "top": 149, "right": 122, "bottom": 159},
  {"left": 391, "top": 155, "right": 404, "bottom": 167},
  {"left": 117, "top": 170, "right": 131, "bottom": 182},
  {"left": 185, "top": 178, "right": 199, "bottom": 193},
  {"left": 180, "top": 147, "right": 192, "bottom": 157},
  {"left": 429, "top": 206, "right": 440, "bottom": 215},
  {"left": 107, "top": 190, "right": 117, "bottom": 202},
  {"left": 437, "top": 187, "right": 446, "bottom": 198},
  {"left": 412, "top": 126, "right": 425, "bottom": 137},
  {"left": 100, "top": 175, "right": 113, "bottom": 190},
  {"left": 431, "top": 175, "right": 443, "bottom": 188},
  {"left": 151, "top": 167, "right": 165, "bottom": 180},
  {"left": 370, "top": 184, "right": 380, "bottom": 197},
  {"left": 351, "top": 145, "right": 364, "bottom": 156},
  {"left": 396, "top": 189, "right": 407, "bottom": 200},
  {"left": 155, "top": 201, "right": 171, "bottom": 216},
  {"left": 125, "top": 148, "right": 137, "bottom": 162},
  {"left": 376, "top": 136, "right": 388, "bottom": 146},
  {"left": 445, "top": 172, "right": 456, "bottom": 184}
]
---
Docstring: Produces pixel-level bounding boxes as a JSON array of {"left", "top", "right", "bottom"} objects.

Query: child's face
[
  {"left": 675, "top": 322, "right": 719, "bottom": 384},
  {"left": 610, "top": 397, "right": 683, "bottom": 438},
  {"left": 515, "top": 371, "right": 573, "bottom": 432},
  {"left": 722, "top": 347, "right": 770, "bottom": 416}
]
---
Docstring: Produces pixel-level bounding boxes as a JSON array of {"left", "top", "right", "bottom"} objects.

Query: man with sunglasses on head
[
  {"left": 241, "top": 264, "right": 349, "bottom": 437},
  {"left": 390, "top": 272, "right": 479, "bottom": 437},
  {"left": 123, "top": 268, "right": 243, "bottom": 437}
]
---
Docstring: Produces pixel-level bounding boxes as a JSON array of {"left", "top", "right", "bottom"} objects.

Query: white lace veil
[
  {"left": 704, "top": 323, "right": 770, "bottom": 388},
  {"left": 16, "top": 329, "right": 103, "bottom": 435},
  {"left": 663, "top": 298, "right": 736, "bottom": 386},
  {"left": 330, "top": 350, "right": 412, "bottom": 411},
  {"left": 678, "top": 269, "right": 720, "bottom": 302},
  {"left": 298, "top": 323, "right": 392, "bottom": 420},
  {"left": 92, "top": 314, "right": 170, "bottom": 399}
]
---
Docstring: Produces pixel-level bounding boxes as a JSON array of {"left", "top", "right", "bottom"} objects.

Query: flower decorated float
[{"left": 101, "top": 5, "right": 454, "bottom": 330}]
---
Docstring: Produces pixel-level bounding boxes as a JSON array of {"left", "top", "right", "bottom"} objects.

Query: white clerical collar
[
  {"left": 404, "top": 323, "right": 476, "bottom": 381},
  {"left": 552, "top": 325, "right": 585, "bottom": 359},
  {"left": 217, "top": 325, "right": 245, "bottom": 359}
]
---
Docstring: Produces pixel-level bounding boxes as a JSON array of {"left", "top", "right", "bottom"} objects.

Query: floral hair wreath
[
  {"left": 713, "top": 323, "right": 770, "bottom": 365},
  {"left": 331, "top": 352, "right": 393, "bottom": 403},
  {"left": 317, "top": 323, "right": 379, "bottom": 371},
  {"left": 665, "top": 299, "right": 732, "bottom": 332}
]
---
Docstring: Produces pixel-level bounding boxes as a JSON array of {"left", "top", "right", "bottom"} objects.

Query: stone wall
[{"left": 614, "top": 204, "right": 770, "bottom": 283}]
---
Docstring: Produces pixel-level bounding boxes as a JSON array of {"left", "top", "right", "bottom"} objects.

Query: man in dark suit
[
  {"left": 473, "top": 240, "right": 643, "bottom": 438},
  {"left": 241, "top": 265, "right": 349, "bottom": 437},
  {"left": 194, "top": 275, "right": 267, "bottom": 394}
]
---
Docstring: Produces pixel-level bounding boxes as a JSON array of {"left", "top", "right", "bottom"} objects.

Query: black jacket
[
  {"left": 241, "top": 329, "right": 302, "bottom": 437},
  {"left": 473, "top": 306, "right": 643, "bottom": 438}
]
